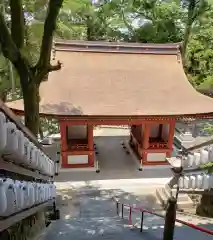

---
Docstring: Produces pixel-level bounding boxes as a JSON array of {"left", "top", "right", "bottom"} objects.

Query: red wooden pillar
[
  {"left": 87, "top": 125, "right": 94, "bottom": 167},
  {"left": 59, "top": 120, "right": 68, "bottom": 167},
  {"left": 142, "top": 123, "right": 150, "bottom": 164},
  {"left": 158, "top": 124, "right": 163, "bottom": 138},
  {"left": 167, "top": 120, "right": 176, "bottom": 157}
]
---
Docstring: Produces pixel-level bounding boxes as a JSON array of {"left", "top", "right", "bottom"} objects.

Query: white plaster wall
[
  {"left": 150, "top": 124, "right": 159, "bottom": 138},
  {"left": 147, "top": 153, "right": 166, "bottom": 162},
  {"left": 67, "top": 125, "right": 87, "bottom": 139},
  {"left": 161, "top": 124, "right": 169, "bottom": 141},
  {"left": 67, "top": 155, "right": 88, "bottom": 164}
]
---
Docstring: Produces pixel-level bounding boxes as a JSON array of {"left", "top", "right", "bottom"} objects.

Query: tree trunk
[
  {"left": 0, "top": 90, "right": 7, "bottom": 102},
  {"left": 86, "top": 16, "right": 94, "bottom": 41},
  {"left": 39, "top": 123, "right": 44, "bottom": 140},
  {"left": 22, "top": 80, "right": 40, "bottom": 136},
  {"left": 182, "top": 22, "right": 192, "bottom": 64},
  {"left": 196, "top": 190, "right": 213, "bottom": 217}
]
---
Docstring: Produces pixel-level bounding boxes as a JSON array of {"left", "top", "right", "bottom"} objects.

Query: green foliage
[
  {"left": 40, "top": 117, "right": 59, "bottom": 137},
  {"left": 0, "top": 55, "right": 10, "bottom": 98},
  {"left": 186, "top": 4, "right": 213, "bottom": 88},
  {"left": 133, "top": 1, "right": 185, "bottom": 43},
  {"left": 200, "top": 161, "right": 213, "bottom": 174},
  {"left": 0, "top": 0, "right": 212, "bottom": 135}
]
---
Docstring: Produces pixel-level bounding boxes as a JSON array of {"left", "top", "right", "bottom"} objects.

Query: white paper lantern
[
  {"left": 200, "top": 149, "right": 209, "bottom": 165},
  {"left": 183, "top": 176, "right": 190, "bottom": 189},
  {"left": 179, "top": 176, "right": 184, "bottom": 189},
  {"left": 208, "top": 147, "right": 213, "bottom": 163},
  {"left": 28, "top": 182, "right": 35, "bottom": 207},
  {"left": 14, "top": 180, "right": 24, "bottom": 211},
  {"left": 190, "top": 175, "right": 196, "bottom": 189},
  {"left": 32, "top": 148, "right": 39, "bottom": 170},
  {"left": 49, "top": 160, "right": 54, "bottom": 176},
  {"left": 2, "top": 178, "right": 16, "bottom": 216},
  {"left": 23, "top": 181, "right": 30, "bottom": 209},
  {"left": 202, "top": 174, "right": 210, "bottom": 190},
  {"left": 187, "top": 154, "right": 194, "bottom": 167},
  {"left": 30, "top": 144, "right": 38, "bottom": 170},
  {"left": 196, "top": 174, "right": 203, "bottom": 189},
  {"left": 0, "top": 178, "right": 7, "bottom": 216},
  {"left": 194, "top": 152, "right": 201, "bottom": 166},
  {"left": 37, "top": 150, "right": 43, "bottom": 172},
  {"left": 28, "top": 142, "right": 35, "bottom": 168},
  {"left": 3, "top": 122, "right": 18, "bottom": 156},
  {"left": 16, "top": 130, "right": 25, "bottom": 162},
  {"left": 21, "top": 137, "right": 31, "bottom": 166},
  {"left": 209, "top": 174, "right": 213, "bottom": 188}
]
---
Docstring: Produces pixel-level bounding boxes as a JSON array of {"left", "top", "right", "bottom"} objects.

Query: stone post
[{"left": 163, "top": 197, "right": 177, "bottom": 240}]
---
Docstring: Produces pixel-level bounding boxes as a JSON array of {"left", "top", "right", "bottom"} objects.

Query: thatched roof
[{"left": 6, "top": 40, "right": 213, "bottom": 118}]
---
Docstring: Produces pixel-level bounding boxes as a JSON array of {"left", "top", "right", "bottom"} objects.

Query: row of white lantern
[
  {"left": 183, "top": 149, "right": 213, "bottom": 169},
  {"left": 0, "top": 112, "right": 54, "bottom": 176},
  {"left": 0, "top": 178, "right": 56, "bottom": 217},
  {"left": 179, "top": 174, "right": 213, "bottom": 190}
]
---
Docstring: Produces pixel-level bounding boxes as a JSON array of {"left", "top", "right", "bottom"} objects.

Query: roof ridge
[{"left": 53, "top": 40, "right": 181, "bottom": 55}]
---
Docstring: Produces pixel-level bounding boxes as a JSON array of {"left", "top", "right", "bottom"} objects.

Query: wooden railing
[
  {"left": 70, "top": 143, "right": 88, "bottom": 150},
  {"left": 149, "top": 142, "right": 168, "bottom": 149},
  {"left": 0, "top": 99, "right": 58, "bottom": 233}
]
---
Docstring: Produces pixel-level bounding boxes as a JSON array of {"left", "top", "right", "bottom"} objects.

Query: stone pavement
[
  {"left": 40, "top": 189, "right": 213, "bottom": 240},
  {"left": 42, "top": 126, "right": 213, "bottom": 239},
  {"left": 56, "top": 134, "right": 173, "bottom": 182}
]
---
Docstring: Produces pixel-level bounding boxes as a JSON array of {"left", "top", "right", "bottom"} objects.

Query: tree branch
[
  {"left": 9, "top": 0, "right": 25, "bottom": 49},
  {"left": 121, "top": 9, "right": 138, "bottom": 42},
  {"left": 33, "top": 61, "right": 62, "bottom": 84},
  {"left": 48, "top": 61, "right": 62, "bottom": 72},
  {"left": 0, "top": 12, "right": 32, "bottom": 83},
  {"left": 36, "top": 0, "right": 64, "bottom": 83},
  {"left": 0, "top": 12, "right": 20, "bottom": 62}
]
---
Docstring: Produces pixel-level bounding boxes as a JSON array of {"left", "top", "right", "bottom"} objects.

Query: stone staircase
[
  {"left": 155, "top": 184, "right": 194, "bottom": 210},
  {"left": 41, "top": 189, "right": 166, "bottom": 240},
  {"left": 39, "top": 187, "right": 213, "bottom": 240}
]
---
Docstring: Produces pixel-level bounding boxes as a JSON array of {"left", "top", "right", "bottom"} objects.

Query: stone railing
[
  {"left": 177, "top": 147, "right": 213, "bottom": 191},
  {"left": 167, "top": 141, "right": 213, "bottom": 217},
  {"left": 0, "top": 99, "right": 57, "bottom": 235}
]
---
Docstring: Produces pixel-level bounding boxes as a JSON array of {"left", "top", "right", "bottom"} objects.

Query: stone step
[
  {"left": 156, "top": 185, "right": 194, "bottom": 210},
  {"left": 156, "top": 188, "right": 168, "bottom": 207},
  {"left": 42, "top": 186, "right": 213, "bottom": 240}
]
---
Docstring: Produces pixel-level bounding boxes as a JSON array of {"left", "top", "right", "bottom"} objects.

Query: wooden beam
[
  {"left": 158, "top": 124, "right": 163, "bottom": 138},
  {"left": 0, "top": 200, "right": 53, "bottom": 232},
  {"left": 87, "top": 125, "right": 94, "bottom": 167},
  {"left": 59, "top": 119, "right": 174, "bottom": 126},
  {"left": 8, "top": 108, "right": 213, "bottom": 121},
  {"left": 142, "top": 123, "right": 150, "bottom": 149},
  {"left": 167, "top": 121, "right": 176, "bottom": 157},
  {"left": 0, "top": 158, "right": 53, "bottom": 180}
]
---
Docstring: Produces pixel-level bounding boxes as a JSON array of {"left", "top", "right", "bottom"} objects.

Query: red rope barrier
[
  {"left": 175, "top": 218, "right": 213, "bottom": 235},
  {"left": 115, "top": 199, "right": 213, "bottom": 235}
]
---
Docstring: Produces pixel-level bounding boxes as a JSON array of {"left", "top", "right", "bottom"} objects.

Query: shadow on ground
[{"left": 45, "top": 184, "right": 213, "bottom": 240}]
